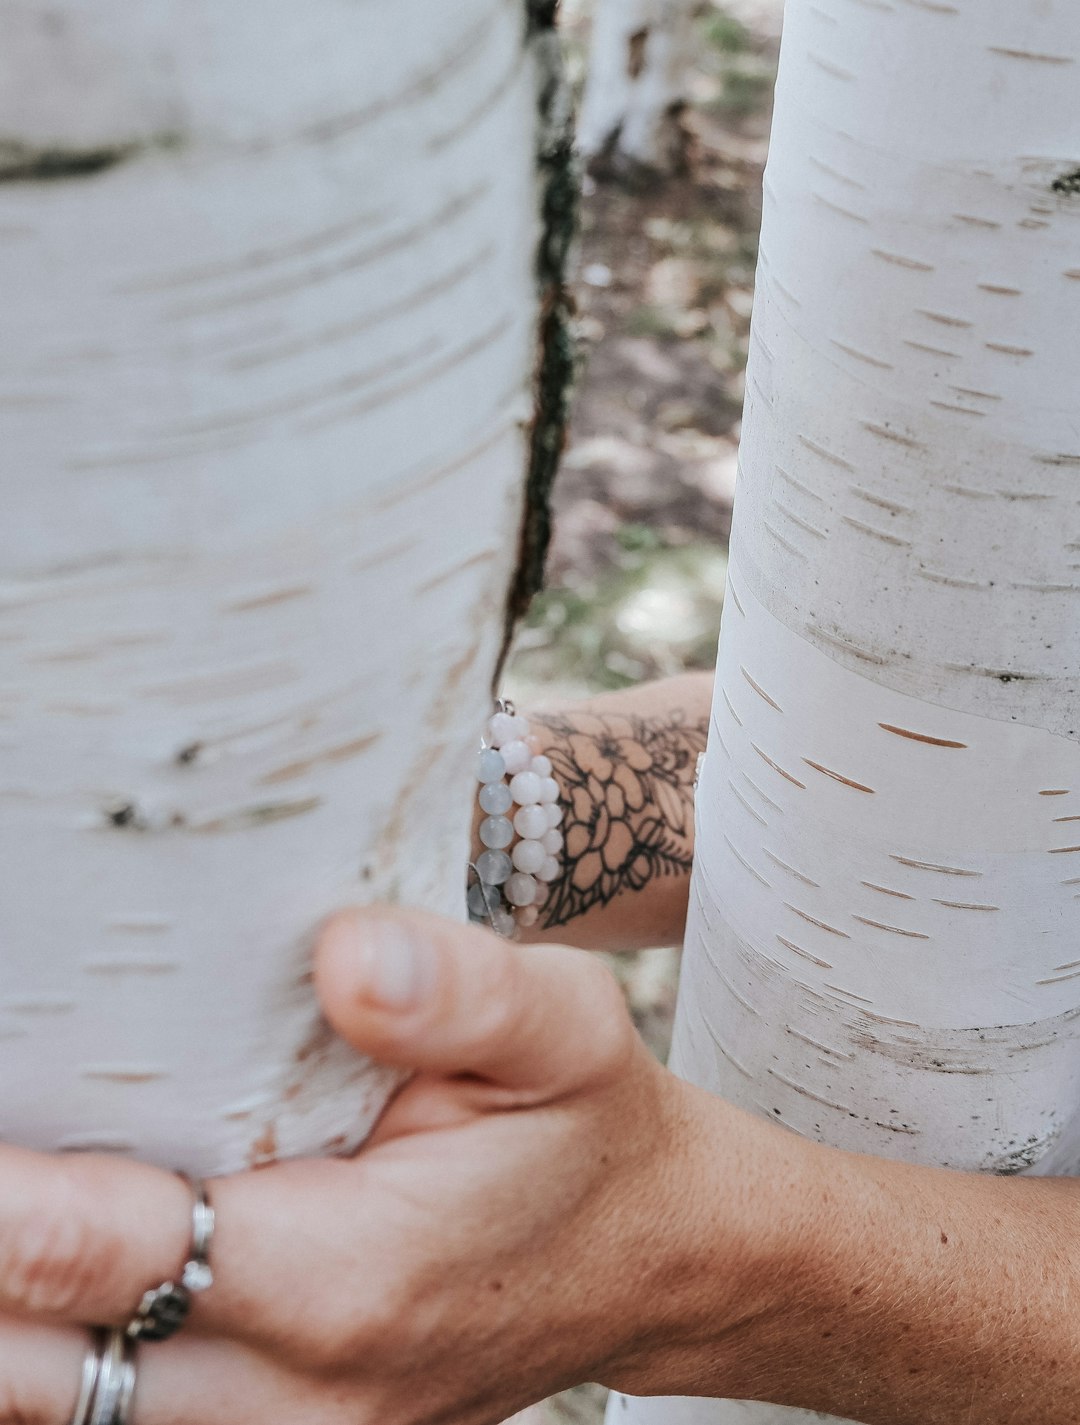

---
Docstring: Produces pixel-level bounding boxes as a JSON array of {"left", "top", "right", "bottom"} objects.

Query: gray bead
[
  {"left": 476, "top": 849, "right": 513, "bottom": 885},
  {"left": 479, "top": 814, "right": 513, "bottom": 849},
  {"left": 468, "top": 882, "right": 497, "bottom": 919},
  {"left": 477, "top": 748, "right": 505, "bottom": 783},
  {"left": 479, "top": 781, "right": 513, "bottom": 815}
]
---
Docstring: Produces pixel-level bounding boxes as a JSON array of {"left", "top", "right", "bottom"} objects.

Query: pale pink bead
[
  {"left": 513, "top": 804, "right": 549, "bottom": 840},
  {"left": 512, "top": 838, "right": 547, "bottom": 874},
  {"left": 532, "top": 880, "right": 548, "bottom": 907},
  {"left": 519, "top": 906, "right": 540, "bottom": 928},
  {"left": 541, "top": 828, "right": 563, "bottom": 855},
  {"left": 544, "top": 802, "right": 563, "bottom": 829},
  {"left": 509, "top": 769, "right": 542, "bottom": 805},
  {"left": 506, "top": 871, "right": 537, "bottom": 907},
  {"left": 537, "top": 776, "right": 559, "bottom": 804},
  {"left": 527, "top": 735, "right": 543, "bottom": 754},
  {"left": 488, "top": 711, "right": 529, "bottom": 748},
  {"left": 499, "top": 739, "right": 531, "bottom": 775},
  {"left": 530, "top": 754, "right": 552, "bottom": 778},
  {"left": 539, "top": 855, "right": 561, "bottom": 883}
]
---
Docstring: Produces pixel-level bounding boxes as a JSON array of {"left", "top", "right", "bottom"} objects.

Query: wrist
[{"left": 604, "top": 1078, "right": 835, "bottom": 1401}]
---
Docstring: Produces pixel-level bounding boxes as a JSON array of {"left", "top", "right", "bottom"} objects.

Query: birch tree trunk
[
  {"left": 0, "top": 1, "right": 563, "bottom": 1177},
  {"left": 613, "top": 0, "right": 1080, "bottom": 1420},
  {"left": 577, "top": 0, "right": 701, "bottom": 172}
]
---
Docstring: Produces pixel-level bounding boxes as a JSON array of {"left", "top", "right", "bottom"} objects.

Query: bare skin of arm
[
  {"left": 646, "top": 1081, "right": 1080, "bottom": 1421},
  {"left": 1, "top": 908, "right": 1078, "bottom": 1423},
  {"left": 474, "top": 671, "right": 714, "bottom": 950}
]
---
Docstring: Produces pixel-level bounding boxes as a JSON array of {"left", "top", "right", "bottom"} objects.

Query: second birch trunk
[{"left": 614, "top": 0, "right": 1080, "bottom": 1420}]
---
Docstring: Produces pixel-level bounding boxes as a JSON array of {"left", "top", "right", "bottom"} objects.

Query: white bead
[
  {"left": 476, "top": 748, "right": 505, "bottom": 783},
  {"left": 488, "top": 711, "right": 529, "bottom": 748},
  {"left": 500, "top": 739, "right": 532, "bottom": 775},
  {"left": 492, "top": 909, "right": 517, "bottom": 938},
  {"left": 512, "top": 838, "right": 547, "bottom": 874},
  {"left": 509, "top": 770, "right": 542, "bottom": 805},
  {"left": 506, "top": 871, "right": 537, "bottom": 907},
  {"left": 476, "top": 849, "right": 512, "bottom": 885},
  {"left": 539, "top": 855, "right": 561, "bottom": 883},
  {"left": 537, "top": 776, "right": 559, "bottom": 804},
  {"left": 544, "top": 802, "right": 563, "bottom": 829},
  {"left": 530, "top": 754, "right": 552, "bottom": 777},
  {"left": 541, "top": 828, "right": 563, "bottom": 855},
  {"left": 519, "top": 906, "right": 540, "bottom": 928},
  {"left": 513, "top": 804, "right": 549, "bottom": 840},
  {"left": 479, "top": 781, "right": 512, "bottom": 815},
  {"left": 479, "top": 815, "right": 513, "bottom": 849}
]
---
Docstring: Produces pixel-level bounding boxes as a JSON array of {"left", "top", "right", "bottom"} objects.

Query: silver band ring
[
  {"left": 70, "top": 1329, "right": 137, "bottom": 1425},
  {"left": 69, "top": 1333, "right": 104, "bottom": 1425},
  {"left": 126, "top": 1174, "right": 215, "bottom": 1342}
]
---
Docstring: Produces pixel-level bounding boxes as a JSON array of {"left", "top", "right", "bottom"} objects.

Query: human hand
[{"left": 0, "top": 906, "right": 726, "bottom": 1424}]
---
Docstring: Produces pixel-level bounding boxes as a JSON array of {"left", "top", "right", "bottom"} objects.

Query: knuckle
[
  {"left": 0, "top": 1389, "right": 43, "bottom": 1425},
  {"left": 577, "top": 958, "right": 637, "bottom": 1079},
  {"left": 1, "top": 1169, "right": 116, "bottom": 1317},
  {"left": 472, "top": 947, "right": 527, "bottom": 1045}
]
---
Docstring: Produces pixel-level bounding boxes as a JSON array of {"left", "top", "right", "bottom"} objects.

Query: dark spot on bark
[
  {"left": 526, "top": 0, "right": 560, "bottom": 30},
  {"left": 0, "top": 140, "right": 135, "bottom": 183},
  {"left": 249, "top": 1122, "right": 279, "bottom": 1167},
  {"left": 1051, "top": 167, "right": 1080, "bottom": 196},
  {"left": 851, "top": 1284, "right": 865, "bottom": 1298},
  {"left": 940, "top": 1231, "right": 949, "bottom": 1245},
  {"left": 176, "top": 741, "right": 202, "bottom": 766},
  {"left": 0, "top": 131, "right": 182, "bottom": 185},
  {"left": 627, "top": 27, "right": 649, "bottom": 79},
  {"left": 821, "top": 1330, "right": 832, "bottom": 1339},
  {"left": 105, "top": 801, "right": 139, "bottom": 828},
  {"left": 490, "top": 1279, "right": 505, "bottom": 1292}
]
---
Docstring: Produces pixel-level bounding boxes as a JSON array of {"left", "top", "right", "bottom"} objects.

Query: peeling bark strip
[{"left": 496, "top": 1, "right": 581, "bottom": 680}]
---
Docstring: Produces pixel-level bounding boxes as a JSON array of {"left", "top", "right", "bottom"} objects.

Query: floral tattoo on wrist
[{"left": 530, "top": 709, "right": 708, "bottom": 930}]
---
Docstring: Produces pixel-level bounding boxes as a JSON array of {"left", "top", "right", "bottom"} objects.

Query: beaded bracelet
[{"left": 468, "top": 702, "right": 564, "bottom": 938}]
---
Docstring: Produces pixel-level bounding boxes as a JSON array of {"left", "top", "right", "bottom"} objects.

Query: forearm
[
  {"left": 493, "top": 673, "right": 713, "bottom": 950},
  {"left": 639, "top": 1083, "right": 1080, "bottom": 1423}
]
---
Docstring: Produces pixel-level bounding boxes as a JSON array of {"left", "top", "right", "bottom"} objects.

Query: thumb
[{"left": 314, "top": 905, "right": 635, "bottom": 1096}]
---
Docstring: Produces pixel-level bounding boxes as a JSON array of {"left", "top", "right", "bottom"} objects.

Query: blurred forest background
[{"left": 505, "top": 0, "right": 781, "bottom": 1418}]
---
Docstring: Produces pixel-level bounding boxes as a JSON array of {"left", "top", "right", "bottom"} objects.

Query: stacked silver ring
[
  {"left": 126, "top": 1176, "right": 215, "bottom": 1341},
  {"left": 69, "top": 1174, "right": 215, "bottom": 1425},
  {"left": 70, "top": 1329, "right": 137, "bottom": 1425}
]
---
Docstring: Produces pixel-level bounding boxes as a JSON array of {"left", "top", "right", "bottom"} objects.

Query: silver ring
[
  {"left": 70, "top": 1329, "right": 137, "bottom": 1425},
  {"left": 69, "top": 1332, "right": 104, "bottom": 1425},
  {"left": 126, "top": 1174, "right": 215, "bottom": 1342},
  {"left": 90, "top": 1330, "right": 137, "bottom": 1425}
]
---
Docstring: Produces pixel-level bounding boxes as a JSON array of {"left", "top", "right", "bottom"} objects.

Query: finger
[
  {"left": 314, "top": 905, "right": 636, "bottom": 1096},
  {"left": 0, "top": 1315, "right": 337, "bottom": 1425},
  {"left": 0, "top": 1148, "right": 193, "bottom": 1328}
]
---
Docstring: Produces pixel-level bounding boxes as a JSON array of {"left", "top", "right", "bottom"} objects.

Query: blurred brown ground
[{"left": 504, "top": 1, "right": 781, "bottom": 1419}]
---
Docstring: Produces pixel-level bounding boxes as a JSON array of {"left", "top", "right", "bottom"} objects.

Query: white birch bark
[
  {"left": 577, "top": 0, "right": 701, "bottom": 170},
  {"left": 613, "top": 0, "right": 1080, "bottom": 1420},
  {"left": 0, "top": 0, "right": 549, "bottom": 1177}
]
